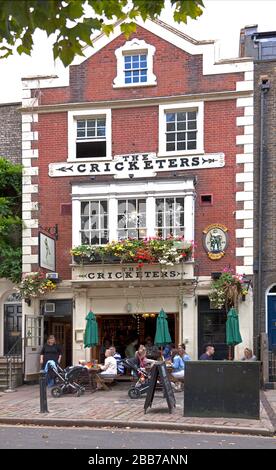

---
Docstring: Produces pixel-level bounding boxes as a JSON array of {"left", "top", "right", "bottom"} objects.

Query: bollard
[{"left": 39, "top": 370, "right": 49, "bottom": 413}]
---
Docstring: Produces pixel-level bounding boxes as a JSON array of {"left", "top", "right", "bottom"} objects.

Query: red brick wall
[
  {"left": 39, "top": 25, "right": 243, "bottom": 105},
  {"left": 34, "top": 97, "right": 243, "bottom": 280}
]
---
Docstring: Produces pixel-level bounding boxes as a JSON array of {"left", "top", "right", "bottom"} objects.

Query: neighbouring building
[
  {"left": 20, "top": 19, "right": 254, "bottom": 378},
  {"left": 240, "top": 25, "right": 276, "bottom": 385},
  {"left": 0, "top": 102, "right": 22, "bottom": 388}
]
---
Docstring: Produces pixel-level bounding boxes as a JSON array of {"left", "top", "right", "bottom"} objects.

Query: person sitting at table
[
  {"left": 241, "top": 347, "right": 257, "bottom": 361},
  {"left": 171, "top": 348, "right": 185, "bottom": 379},
  {"left": 110, "top": 345, "right": 124, "bottom": 374},
  {"left": 99, "top": 348, "right": 117, "bottom": 376},
  {"left": 135, "top": 345, "right": 156, "bottom": 369},
  {"left": 178, "top": 343, "right": 191, "bottom": 362}
]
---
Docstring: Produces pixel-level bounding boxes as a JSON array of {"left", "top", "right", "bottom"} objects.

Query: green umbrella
[
  {"left": 154, "top": 308, "right": 172, "bottom": 346},
  {"left": 226, "top": 307, "right": 242, "bottom": 346},
  {"left": 84, "top": 311, "right": 99, "bottom": 348}
]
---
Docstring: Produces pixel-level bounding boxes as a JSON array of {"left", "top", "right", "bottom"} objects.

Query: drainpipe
[{"left": 257, "top": 77, "right": 270, "bottom": 345}]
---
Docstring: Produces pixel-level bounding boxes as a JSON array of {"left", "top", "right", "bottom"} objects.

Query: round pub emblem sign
[{"left": 203, "top": 224, "right": 228, "bottom": 260}]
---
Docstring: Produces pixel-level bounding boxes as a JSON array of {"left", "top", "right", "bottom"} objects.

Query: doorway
[
  {"left": 42, "top": 299, "right": 72, "bottom": 368},
  {"left": 4, "top": 303, "right": 22, "bottom": 355},
  {"left": 267, "top": 293, "right": 276, "bottom": 351},
  {"left": 97, "top": 313, "right": 176, "bottom": 361},
  {"left": 198, "top": 296, "right": 227, "bottom": 360}
]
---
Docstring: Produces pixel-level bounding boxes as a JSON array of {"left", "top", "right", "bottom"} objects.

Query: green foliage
[
  {"left": 0, "top": 158, "right": 22, "bottom": 283},
  {"left": 0, "top": 0, "right": 204, "bottom": 66},
  {"left": 209, "top": 268, "right": 248, "bottom": 310}
]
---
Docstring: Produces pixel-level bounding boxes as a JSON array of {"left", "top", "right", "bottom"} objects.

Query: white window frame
[
  {"left": 68, "top": 108, "right": 112, "bottom": 162},
  {"left": 113, "top": 38, "right": 156, "bottom": 88},
  {"left": 72, "top": 179, "right": 195, "bottom": 247},
  {"left": 158, "top": 101, "right": 204, "bottom": 157}
]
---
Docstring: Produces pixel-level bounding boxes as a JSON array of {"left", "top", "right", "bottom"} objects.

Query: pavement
[{"left": 0, "top": 383, "right": 275, "bottom": 437}]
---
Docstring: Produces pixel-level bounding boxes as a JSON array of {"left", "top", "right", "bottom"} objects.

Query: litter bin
[{"left": 184, "top": 361, "right": 260, "bottom": 419}]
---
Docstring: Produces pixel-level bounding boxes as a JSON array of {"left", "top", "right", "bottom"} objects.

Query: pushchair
[
  {"left": 121, "top": 358, "right": 151, "bottom": 399},
  {"left": 49, "top": 363, "right": 86, "bottom": 398}
]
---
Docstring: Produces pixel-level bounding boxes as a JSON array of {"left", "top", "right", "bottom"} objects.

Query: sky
[{"left": 0, "top": 0, "right": 276, "bottom": 103}]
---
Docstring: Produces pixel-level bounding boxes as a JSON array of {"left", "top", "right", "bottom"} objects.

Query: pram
[
  {"left": 49, "top": 363, "right": 86, "bottom": 398},
  {"left": 121, "top": 358, "right": 151, "bottom": 399}
]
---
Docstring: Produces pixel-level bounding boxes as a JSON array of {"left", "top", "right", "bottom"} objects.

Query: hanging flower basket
[
  {"left": 18, "top": 271, "right": 57, "bottom": 299},
  {"left": 208, "top": 268, "right": 249, "bottom": 310}
]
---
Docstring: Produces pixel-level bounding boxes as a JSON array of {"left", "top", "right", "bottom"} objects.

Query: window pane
[
  {"left": 138, "top": 199, "right": 146, "bottom": 212},
  {"left": 81, "top": 232, "right": 90, "bottom": 244},
  {"left": 118, "top": 215, "right": 126, "bottom": 229},
  {"left": 165, "top": 198, "right": 174, "bottom": 211},
  {"left": 177, "top": 132, "right": 186, "bottom": 141},
  {"left": 167, "top": 123, "right": 175, "bottom": 132},
  {"left": 188, "top": 120, "right": 196, "bottom": 130},
  {"left": 166, "top": 113, "right": 175, "bottom": 122},
  {"left": 187, "top": 141, "right": 196, "bottom": 150},
  {"left": 100, "top": 200, "right": 107, "bottom": 214},
  {"left": 125, "top": 62, "right": 131, "bottom": 69},
  {"left": 188, "top": 111, "right": 197, "bottom": 120},
  {"left": 188, "top": 131, "right": 197, "bottom": 140},
  {"left": 167, "top": 133, "right": 175, "bottom": 142},
  {"left": 91, "top": 216, "right": 98, "bottom": 230},
  {"left": 87, "top": 128, "right": 95, "bottom": 137},
  {"left": 90, "top": 202, "right": 99, "bottom": 214},
  {"left": 177, "top": 141, "right": 186, "bottom": 150},
  {"left": 177, "top": 121, "right": 186, "bottom": 131},
  {"left": 81, "top": 202, "right": 89, "bottom": 215},
  {"left": 141, "top": 75, "right": 147, "bottom": 82},
  {"left": 156, "top": 199, "right": 164, "bottom": 211},
  {"left": 81, "top": 216, "right": 89, "bottom": 230},
  {"left": 77, "top": 129, "right": 85, "bottom": 138},
  {"left": 77, "top": 120, "right": 85, "bottom": 128},
  {"left": 166, "top": 143, "right": 175, "bottom": 151},
  {"left": 176, "top": 198, "right": 184, "bottom": 210},
  {"left": 87, "top": 120, "right": 95, "bottom": 127},
  {"left": 128, "top": 200, "right": 136, "bottom": 212},
  {"left": 124, "top": 56, "right": 131, "bottom": 63},
  {"left": 132, "top": 55, "right": 139, "bottom": 61},
  {"left": 140, "top": 54, "right": 147, "bottom": 61},
  {"left": 177, "top": 112, "right": 187, "bottom": 121},
  {"left": 118, "top": 200, "right": 126, "bottom": 213}
]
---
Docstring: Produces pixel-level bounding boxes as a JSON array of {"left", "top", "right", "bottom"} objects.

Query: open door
[{"left": 24, "top": 315, "right": 44, "bottom": 381}]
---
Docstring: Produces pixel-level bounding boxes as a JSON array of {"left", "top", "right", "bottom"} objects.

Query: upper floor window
[
  {"left": 156, "top": 197, "right": 185, "bottom": 238},
  {"left": 76, "top": 118, "right": 106, "bottom": 159},
  {"left": 113, "top": 38, "right": 156, "bottom": 88},
  {"left": 159, "top": 102, "right": 204, "bottom": 157},
  {"left": 80, "top": 200, "right": 108, "bottom": 245},
  {"left": 118, "top": 198, "right": 147, "bottom": 239},
  {"left": 73, "top": 180, "right": 195, "bottom": 248},
  {"left": 68, "top": 109, "right": 111, "bottom": 161},
  {"left": 166, "top": 111, "right": 197, "bottom": 152},
  {"left": 124, "top": 54, "right": 147, "bottom": 84}
]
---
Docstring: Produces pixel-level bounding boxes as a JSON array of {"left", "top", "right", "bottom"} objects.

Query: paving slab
[{"left": 0, "top": 383, "right": 275, "bottom": 436}]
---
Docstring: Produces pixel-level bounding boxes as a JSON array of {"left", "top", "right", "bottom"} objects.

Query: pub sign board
[
  {"left": 144, "top": 362, "right": 176, "bottom": 414},
  {"left": 39, "top": 232, "right": 56, "bottom": 272},
  {"left": 49, "top": 152, "right": 225, "bottom": 179}
]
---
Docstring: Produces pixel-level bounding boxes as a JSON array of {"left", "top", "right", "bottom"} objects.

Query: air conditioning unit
[
  {"left": 44, "top": 302, "right": 55, "bottom": 313},
  {"left": 46, "top": 272, "right": 59, "bottom": 281}
]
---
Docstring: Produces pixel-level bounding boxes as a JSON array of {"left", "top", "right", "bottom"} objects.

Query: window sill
[{"left": 113, "top": 82, "right": 157, "bottom": 89}]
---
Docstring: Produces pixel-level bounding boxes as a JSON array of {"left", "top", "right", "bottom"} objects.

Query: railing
[
  {"left": 268, "top": 350, "right": 276, "bottom": 382},
  {"left": 5, "top": 337, "right": 23, "bottom": 392}
]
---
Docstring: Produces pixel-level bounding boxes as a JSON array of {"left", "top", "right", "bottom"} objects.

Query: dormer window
[
  {"left": 124, "top": 54, "right": 147, "bottom": 84},
  {"left": 113, "top": 38, "right": 156, "bottom": 88}
]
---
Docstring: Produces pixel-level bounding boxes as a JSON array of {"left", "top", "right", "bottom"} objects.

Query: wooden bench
[{"left": 96, "top": 373, "right": 131, "bottom": 390}]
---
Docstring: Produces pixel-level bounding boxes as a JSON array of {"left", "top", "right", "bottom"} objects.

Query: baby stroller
[
  {"left": 49, "top": 363, "right": 86, "bottom": 398},
  {"left": 121, "top": 358, "right": 151, "bottom": 399}
]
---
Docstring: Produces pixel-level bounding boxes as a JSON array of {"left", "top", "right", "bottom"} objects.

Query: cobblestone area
[{"left": 0, "top": 383, "right": 274, "bottom": 435}]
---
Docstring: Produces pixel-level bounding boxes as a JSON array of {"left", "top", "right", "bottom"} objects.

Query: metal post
[
  {"left": 39, "top": 370, "right": 49, "bottom": 413},
  {"left": 4, "top": 358, "right": 17, "bottom": 393}
]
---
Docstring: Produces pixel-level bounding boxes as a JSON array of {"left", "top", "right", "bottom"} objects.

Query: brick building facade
[
  {"left": 240, "top": 26, "right": 276, "bottom": 382},
  {"left": 20, "top": 19, "right": 254, "bottom": 375}
]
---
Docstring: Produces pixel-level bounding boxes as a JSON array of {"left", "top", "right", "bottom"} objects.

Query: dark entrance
[
  {"left": 198, "top": 296, "right": 227, "bottom": 360},
  {"left": 267, "top": 295, "right": 276, "bottom": 351},
  {"left": 42, "top": 299, "right": 72, "bottom": 368},
  {"left": 4, "top": 304, "right": 22, "bottom": 355}
]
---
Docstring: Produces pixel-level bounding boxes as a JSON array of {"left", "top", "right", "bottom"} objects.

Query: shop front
[{"left": 71, "top": 261, "right": 195, "bottom": 364}]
